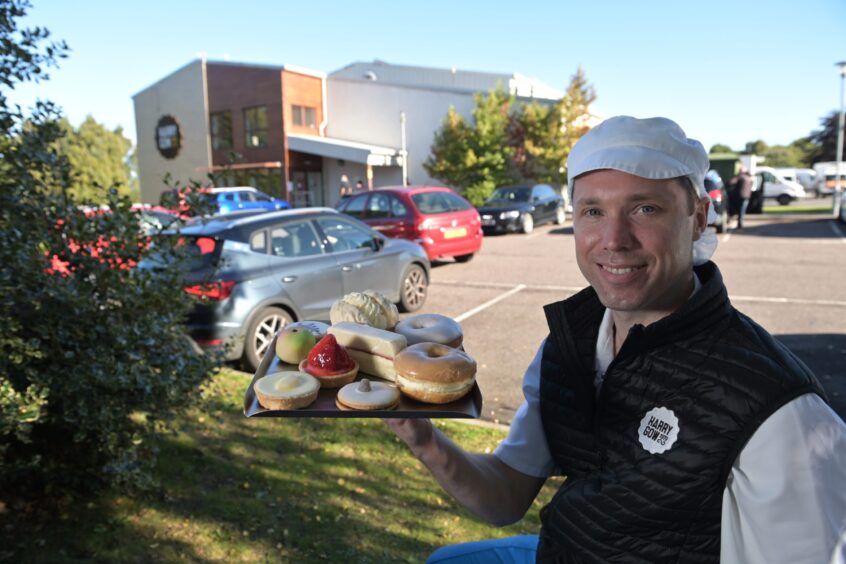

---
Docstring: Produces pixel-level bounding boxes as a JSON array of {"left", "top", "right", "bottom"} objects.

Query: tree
[
  {"left": 425, "top": 69, "right": 597, "bottom": 206},
  {"left": 807, "top": 111, "right": 843, "bottom": 164},
  {"left": 709, "top": 143, "right": 734, "bottom": 154},
  {"left": 512, "top": 68, "right": 596, "bottom": 187},
  {"left": 0, "top": 0, "right": 220, "bottom": 498},
  {"left": 53, "top": 115, "right": 133, "bottom": 201},
  {"left": 744, "top": 139, "right": 769, "bottom": 155},
  {"left": 424, "top": 86, "right": 517, "bottom": 206}
]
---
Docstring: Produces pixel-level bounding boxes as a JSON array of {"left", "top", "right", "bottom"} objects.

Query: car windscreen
[{"left": 487, "top": 187, "right": 530, "bottom": 203}]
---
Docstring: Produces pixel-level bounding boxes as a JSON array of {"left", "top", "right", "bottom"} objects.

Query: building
[{"left": 133, "top": 59, "right": 566, "bottom": 208}]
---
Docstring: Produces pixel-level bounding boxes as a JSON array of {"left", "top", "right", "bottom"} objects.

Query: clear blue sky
[{"left": 10, "top": 0, "right": 846, "bottom": 153}]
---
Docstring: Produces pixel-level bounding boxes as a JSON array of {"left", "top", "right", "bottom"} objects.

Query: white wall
[
  {"left": 326, "top": 79, "right": 477, "bottom": 187},
  {"left": 133, "top": 60, "right": 211, "bottom": 204}
]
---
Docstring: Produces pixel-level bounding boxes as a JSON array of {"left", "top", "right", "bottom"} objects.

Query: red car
[{"left": 336, "top": 186, "right": 483, "bottom": 262}]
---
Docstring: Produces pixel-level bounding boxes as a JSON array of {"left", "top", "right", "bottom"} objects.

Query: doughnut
[
  {"left": 336, "top": 378, "right": 400, "bottom": 411},
  {"left": 393, "top": 342, "right": 476, "bottom": 404},
  {"left": 330, "top": 291, "right": 399, "bottom": 330},
  {"left": 395, "top": 314, "right": 463, "bottom": 348},
  {"left": 254, "top": 371, "right": 320, "bottom": 410}
]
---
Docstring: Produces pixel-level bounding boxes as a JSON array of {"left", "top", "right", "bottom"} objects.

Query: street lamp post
[
  {"left": 400, "top": 112, "right": 408, "bottom": 187},
  {"left": 834, "top": 61, "right": 846, "bottom": 219}
]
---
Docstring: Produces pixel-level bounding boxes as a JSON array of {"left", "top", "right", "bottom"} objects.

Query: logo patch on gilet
[{"left": 638, "top": 406, "right": 679, "bottom": 454}]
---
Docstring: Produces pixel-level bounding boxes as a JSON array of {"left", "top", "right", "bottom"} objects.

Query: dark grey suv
[{"left": 170, "top": 208, "right": 430, "bottom": 371}]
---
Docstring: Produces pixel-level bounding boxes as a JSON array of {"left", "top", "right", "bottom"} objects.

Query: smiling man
[{"left": 388, "top": 116, "right": 846, "bottom": 563}]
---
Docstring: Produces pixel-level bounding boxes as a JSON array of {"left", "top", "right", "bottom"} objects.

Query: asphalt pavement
[{"left": 411, "top": 210, "right": 846, "bottom": 425}]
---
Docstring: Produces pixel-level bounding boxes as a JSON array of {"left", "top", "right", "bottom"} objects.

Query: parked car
[
  {"left": 144, "top": 208, "right": 430, "bottom": 372},
  {"left": 755, "top": 167, "right": 806, "bottom": 206},
  {"left": 159, "top": 186, "right": 290, "bottom": 216},
  {"left": 335, "top": 186, "right": 483, "bottom": 263},
  {"left": 476, "top": 184, "right": 566, "bottom": 234},
  {"left": 704, "top": 171, "right": 728, "bottom": 234},
  {"left": 202, "top": 186, "right": 290, "bottom": 214}
]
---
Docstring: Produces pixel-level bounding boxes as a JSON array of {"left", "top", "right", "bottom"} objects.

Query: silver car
[{"left": 176, "top": 208, "right": 430, "bottom": 371}]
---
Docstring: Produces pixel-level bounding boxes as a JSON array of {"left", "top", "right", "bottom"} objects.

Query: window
[
  {"left": 340, "top": 194, "right": 367, "bottom": 218},
  {"left": 412, "top": 192, "right": 452, "bottom": 214},
  {"left": 317, "top": 217, "right": 375, "bottom": 252},
  {"left": 442, "top": 192, "right": 472, "bottom": 211},
  {"left": 244, "top": 106, "right": 268, "bottom": 147},
  {"left": 250, "top": 230, "right": 267, "bottom": 253},
  {"left": 270, "top": 221, "right": 323, "bottom": 258},
  {"left": 535, "top": 185, "right": 557, "bottom": 199},
  {"left": 210, "top": 111, "right": 232, "bottom": 150},
  {"left": 367, "top": 193, "right": 392, "bottom": 219},
  {"left": 291, "top": 105, "right": 317, "bottom": 128},
  {"left": 391, "top": 196, "right": 409, "bottom": 217}
]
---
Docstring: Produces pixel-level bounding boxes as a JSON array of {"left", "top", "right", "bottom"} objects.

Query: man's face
[{"left": 572, "top": 169, "right": 709, "bottom": 324}]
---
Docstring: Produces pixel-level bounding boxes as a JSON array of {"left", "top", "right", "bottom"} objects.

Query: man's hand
[
  {"left": 383, "top": 417, "right": 546, "bottom": 526},
  {"left": 384, "top": 418, "right": 433, "bottom": 454}
]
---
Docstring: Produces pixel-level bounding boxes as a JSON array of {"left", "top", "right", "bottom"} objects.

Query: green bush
[{"left": 0, "top": 0, "right": 221, "bottom": 496}]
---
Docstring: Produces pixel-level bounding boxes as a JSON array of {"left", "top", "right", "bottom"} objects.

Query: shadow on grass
[{"left": 2, "top": 375, "right": 551, "bottom": 562}]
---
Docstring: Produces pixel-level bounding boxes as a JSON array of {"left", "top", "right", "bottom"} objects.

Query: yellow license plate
[{"left": 444, "top": 227, "right": 467, "bottom": 239}]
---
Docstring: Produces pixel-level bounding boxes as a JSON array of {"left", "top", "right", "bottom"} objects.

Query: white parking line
[
  {"left": 435, "top": 280, "right": 846, "bottom": 308},
  {"left": 731, "top": 295, "right": 846, "bottom": 308},
  {"left": 454, "top": 284, "right": 527, "bottom": 322}
]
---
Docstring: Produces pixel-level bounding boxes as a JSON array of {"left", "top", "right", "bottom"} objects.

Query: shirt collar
[{"left": 594, "top": 272, "right": 702, "bottom": 389}]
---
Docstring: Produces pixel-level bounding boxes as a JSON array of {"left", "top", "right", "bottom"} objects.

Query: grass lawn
[
  {"left": 762, "top": 204, "right": 833, "bottom": 214},
  {"left": 1, "top": 369, "right": 561, "bottom": 563}
]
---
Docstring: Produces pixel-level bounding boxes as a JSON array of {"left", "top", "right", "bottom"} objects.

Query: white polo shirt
[{"left": 495, "top": 310, "right": 846, "bottom": 563}]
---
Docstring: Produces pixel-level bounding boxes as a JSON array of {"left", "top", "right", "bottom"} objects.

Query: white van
[{"left": 755, "top": 167, "right": 806, "bottom": 205}]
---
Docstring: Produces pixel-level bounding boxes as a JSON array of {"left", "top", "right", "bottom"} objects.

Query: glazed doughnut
[
  {"left": 336, "top": 378, "right": 400, "bottom": 411},
  {"left": 254, "top": 371, "right": 320, "bottom": 410},
  {"left": 395, "top": 314, "right": 463, "bottom": 348},
  {"left": 393, "top": 342, "right": 476, "bottom": 404}
]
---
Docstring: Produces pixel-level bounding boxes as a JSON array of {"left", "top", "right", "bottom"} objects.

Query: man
[
  {"left": 728, "top": 167, "right": 753, "bottom": 229},
  {"left": 388, "top": 116, "right": 846, "bottom": 563}
]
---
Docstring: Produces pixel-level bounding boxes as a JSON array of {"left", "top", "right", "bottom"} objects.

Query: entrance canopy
[{"left": 286, "top": 133, "right": 403, "bottom": 167}]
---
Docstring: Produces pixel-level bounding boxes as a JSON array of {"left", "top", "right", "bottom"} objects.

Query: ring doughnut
[
  {"left": 254, "top": 371, "right": 320, "bottom": 410},
  {"left": 393, "top": 342, "right": 476, "bottom": 404},
  {"left": 336, "top": 378, "right": 401, "bottom": 411},
  {"left": 394, "top": 314, "right": 463, "bottom": 348}
]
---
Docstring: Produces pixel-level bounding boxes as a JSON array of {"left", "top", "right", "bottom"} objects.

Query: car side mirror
[{"left": 372, "top": 236, "right": 385, "bottom": 252}]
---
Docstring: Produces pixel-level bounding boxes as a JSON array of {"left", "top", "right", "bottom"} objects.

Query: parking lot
[{"left": 413, "top": 213, "right": 846, "bottom": 425}]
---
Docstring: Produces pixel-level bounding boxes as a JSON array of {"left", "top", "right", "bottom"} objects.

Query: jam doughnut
[
  {"left": 393, "top": 342, "right": 476, "bottom": 404},
  {"left": 254, "top": 371, "right": 320, "bottom": 410},
  {"left": 336, "top": 378, "right": 400, "bottom": 411},
  {"left": 394, "top": 314, "right": 463, "bottom": 348}
]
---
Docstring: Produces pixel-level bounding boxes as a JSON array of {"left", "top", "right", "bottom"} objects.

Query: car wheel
[
  {"left": 399, "top": 264, "right": 428, "bottom": 312},
  {"left": 521, "top": 213, "right": 534, "bottom": 234},
  {"left": 243, "top": 306, "right": 293, "bottom": 373},
  {"left": 454, "top": 253, "right": 474, "bottom": 263},
  {"left": 554, "top": 207, "right": 566, "bottom": 225},
  {"left": 777, "top": 194, "right": 792, "bottom": 206}
]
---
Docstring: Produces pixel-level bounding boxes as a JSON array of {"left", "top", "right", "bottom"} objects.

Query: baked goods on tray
[
  {"left": 251, "top": 290, "right": 480, "bottom": 414},
  {"left": 336, "top": 378, "right": 400, "bottom": 411},
  {"left": 254, "top": 371, "right": 320, "bottom": 410},
  {"left": 299, "top": 334, "right": 359, "bottom": 388},
  {"left": 394, "top": 342, "right": 477, "bottom": 404}
]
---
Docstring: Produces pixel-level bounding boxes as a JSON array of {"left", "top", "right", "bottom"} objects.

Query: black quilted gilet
[{"left": 537, "top": 262, "right": 826, "bottom": 563}]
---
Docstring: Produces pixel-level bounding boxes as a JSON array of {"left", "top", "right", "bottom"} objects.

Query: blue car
[{"left": 204, "top": 187, "right": 290, "bottom": 215}]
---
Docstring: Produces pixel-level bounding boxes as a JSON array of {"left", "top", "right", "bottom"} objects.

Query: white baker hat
[{"left": 567, "top": 115, "right": 717, "bottom": 265}]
